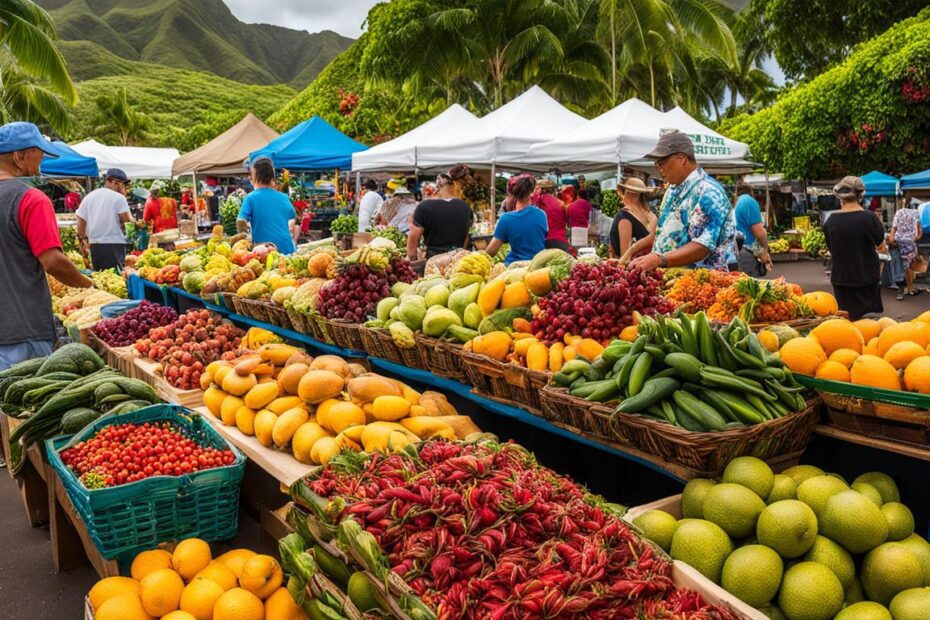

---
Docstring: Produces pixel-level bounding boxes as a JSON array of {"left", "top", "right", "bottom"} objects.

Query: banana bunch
[
  {"left": 454, "top": 252, "right": 492, "bottom": 279},
  {"left": 244, "top": 326, "right": 282, "bottom": 349},
  {"left": 449, "top": 272, "right": 484, "bottom": 290},
  {"left": 236, "top": 279, "right": 271, "bottom": 299},
  {"left": 347, "top": 246, "right": 390, "bottom": 271}
]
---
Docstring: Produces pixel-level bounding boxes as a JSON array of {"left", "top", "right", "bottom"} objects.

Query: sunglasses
[{"left": 655, "top": 153, "right": 683, "bottom": 169}]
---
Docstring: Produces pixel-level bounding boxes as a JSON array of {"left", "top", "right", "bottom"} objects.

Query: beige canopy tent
[{"left": 171, "top": 113, "right": 279, "bottom": 177}]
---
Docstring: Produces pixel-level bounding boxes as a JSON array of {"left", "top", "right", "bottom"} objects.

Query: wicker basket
[
  {"left": 501, "top": 364, "right": 551, "bottom": 416},
  {"left": 309, "top": 313, "right": 334, "bottom": 344},
  {"left": 747, "top": 312, "right": 848, "bottom": 332},
  {"left": 217, "top": 292, "right": 237, "bottom": 312},
  {"left": 460, "top": 351, "right": 510, "bottom": 400},
  {"left": 286, "top": 307, "right": 312, "bottom": 335},
  {"left": 359, "top": 328, "right": 420, "bottom": 368},
  {"left": 430, "top": 340, "right": 467, "bottom": 381},
  {"left": 325, "top": 318, "right": 365, "bottom": 352},
  {"left": 256, "top": 299, "right": 292, "bottom": 330},
  {"left": 610, "top": 398, "right": 822, "bottom": 478},
  {"left": 540, "top": 387, "right": 616, "bottom": 439}
]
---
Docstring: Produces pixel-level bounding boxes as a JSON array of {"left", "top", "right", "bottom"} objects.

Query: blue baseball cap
[{"left": 0, "top": 122, "right": 67, "bottom": 157}]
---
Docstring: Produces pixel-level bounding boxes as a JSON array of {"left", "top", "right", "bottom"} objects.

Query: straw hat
[
  {"left": 617, "top": 178, "right": 652, "bottom": 194},
  {"left": 536, "top": 177, "right": 556, "bottom": 189}
]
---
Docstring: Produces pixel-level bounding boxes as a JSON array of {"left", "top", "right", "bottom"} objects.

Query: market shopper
[
  {"left": 142, "top": 186, "right": 178, "bottom": 234},
  {"left": 76, "top": 168, "right": 132, "bottom": 271},
  {"left": 407, "top": 165, "right": 474, "bottom": 260},
  {"left": 610, "top": 178, "right": 657, "bottom": 263},
  {"left": 0, "top": 122, "right": 92, "bottom": 370},
  {"left": 823, "top": 176, "right": 885, "bottom": 320},
  {"left": 357, "top": 179, "right": 383, "bottom": 233},
  {"left": 890, "top": 201, "right": 923, "bottom": 299},
  {"left": 236, "top": 157, "right": 296, "bottom": 254},
  {"left": 534, "top": 178, "right": 570, "bottom": 251},
  {"left": 734, "top": 184, "right": 772, "bottom": 276},
  {"left": 486, "top": 174, "right": 548, "bottom": 265},
  {"left": 566, "top": 189, "right": 593, "bottom": 249},
  {"left": 376, "top": 186, "right": 416, "bottom": 234},
  {"left": 630, "top": 130, "right": 736, "bottom": 271}
]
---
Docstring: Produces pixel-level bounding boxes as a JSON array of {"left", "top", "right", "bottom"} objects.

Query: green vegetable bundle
[
  {"left": 551, "top": 311, "right": 808, "bottom": 433},
  {"left": 330, "top": 214, "right": 359, "bottom": 235}
]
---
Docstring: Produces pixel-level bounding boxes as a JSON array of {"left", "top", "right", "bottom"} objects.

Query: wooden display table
[{"left": 1, "top": 415, "right": 49, "bottom": 526}]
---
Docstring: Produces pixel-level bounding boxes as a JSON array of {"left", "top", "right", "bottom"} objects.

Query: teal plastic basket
[{"left": 46, "top": 404, "right": 245, "bottom": 561}]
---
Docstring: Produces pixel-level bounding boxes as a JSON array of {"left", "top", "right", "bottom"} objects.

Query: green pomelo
[
  {"left": 777, "top": 562, "right": 844, "bottom": 620},
  {"left": 670, "top": 519, "right": 733, "bottom": 583},
  {"left": 852, "top": 472, "right": 900, "bottom": 503},
  {"left": 803, "top": 535, "right": 855, "bottom": 591},
  {"left": 834, "top": 601, "right": 892, "bottom": 620},
  {"left": 757, "top": 500, "right": 818, "bottom": 558},
  {"left": 632, "top": 509, "right": 678, "bottom": 552},
  {"left": 702, "top": 483, "right": 766, "bottom": 538},
  {"left": 722, "top": 456, "right": 774, "bottom": 500},
  {"left": 860, "top": 543, "right": 924, "bottom": 606},
  {"left": 681, "top": 478, "right": 716, "bottom": 519},
  {"left": 797, "top": 475, "right": 849, "bottom": 517},
  {"left": 721, "top": 544, "right": 783, "bottom": 607},
  {"left": 880, "top": 502, "right": 915, "bottom": 541},
  {"left": 820, "top": 490, "right": 889, "bottom": 554},
  {"left": 767, "top": 474, "right": 798, "bottom": 504}
]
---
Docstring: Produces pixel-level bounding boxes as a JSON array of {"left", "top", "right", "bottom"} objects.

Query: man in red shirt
[
  {"left": 0, "top": 122, "right": 92, "bottom": 371},
  {"left": 142, "top": 186, "right": 178, "bottom": 233}
]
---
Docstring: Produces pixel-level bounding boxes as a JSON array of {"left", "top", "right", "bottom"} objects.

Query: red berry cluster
[
  {"left": 61, "top": 422, "right": 236, "bottom": 488},
  {"left": 531, "top": 262, "right": 672, "bottom": 344},
  {"left": 134, "top": 309, "right": 244, "bottom": 390},
  {"left": 318, "top": 260, "right": 416, "bottom": 322}
]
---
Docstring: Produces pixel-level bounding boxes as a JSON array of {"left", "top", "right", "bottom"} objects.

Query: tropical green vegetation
[
  {"left": 36, "top": 0, "right": 352, "bottom": 89},
  {"left": 0, "top": 0, "right": 76, "bottom": 133},
  {"left": 721, "top": 7, "right": 930, "bottom": 178},
  {"left": 68, "top": 54, "right": 294, "bottom": 150},
  {"left": 273, "top": 0, "right": 773, "bottom": 143}
]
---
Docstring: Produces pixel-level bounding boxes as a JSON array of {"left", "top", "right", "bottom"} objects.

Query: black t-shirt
[
  {"left": 610, "top": 209, "right": 650, "bottom": 256},
  {"left": 823, "top": 210, "right": 885, "bottom": 286},
  {"left": 412, "top": 198, "right": 474, "bottom": 257}
]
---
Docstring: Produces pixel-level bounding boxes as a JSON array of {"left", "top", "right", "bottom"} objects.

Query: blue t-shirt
[
  {"left": 734, "top": 194, "right": 763, "bottom": 247},
  {"left": 238, "top": 188, "right": 296, "bottom": 254},
  {"left": 493, "top": 206, "right": 548, "bottom": 265}
]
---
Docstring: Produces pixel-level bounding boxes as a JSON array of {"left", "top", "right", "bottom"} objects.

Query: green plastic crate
[
  {"left": 796, "top": 375, "right": 930, "bottom": 410},
  {"left": 46, "top": 404, "right": 245, "bottom": 561}
]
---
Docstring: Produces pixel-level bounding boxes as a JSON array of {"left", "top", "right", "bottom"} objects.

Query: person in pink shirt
[
  {"left": 566, "top": 188, "right": 593, "bottom": 248},
  {"left": 534, "top": 177, "right": 570, "bottom": 251}
]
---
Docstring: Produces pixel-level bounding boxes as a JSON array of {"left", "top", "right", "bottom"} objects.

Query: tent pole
[
  {"left": 355, "top": 172, "right": 361, "bottom": 210},
  {"left": 764, "top": 167, "right": 771, "bottom": 228},
  {"left": 191, "top": 172, "right": 198, "bottom": 227},
  {"left": 334, "top": 170, "right": 339, "bottom": 206},
  {"left": 490, "top": 162, "right": 497, "bottom": 227}
]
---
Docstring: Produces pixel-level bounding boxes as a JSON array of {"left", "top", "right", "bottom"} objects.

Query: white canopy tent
[
  {"left": 521, "top": 98, "right": 666, "bottom": 171},
  {"left": 625, "top": 106, "right": 754, "bottom": 174},
  {"left": 351, "top": 104, "right": 479, "bottom": 172},
  {"left": 414, "top": 85, "right": 587, "bottom": 169},
  {"left": 71, "top": 139, "right": 180, "bottom": 179}
]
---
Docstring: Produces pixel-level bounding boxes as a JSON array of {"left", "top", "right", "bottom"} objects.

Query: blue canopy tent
[
  {"left": 902, "top": 169, "right": 930, "bottom": 191},
  {"left": 41, "top": 141, "right": 99, "bottom": 177},
  {"left": 248, "top": 116, "right": 368, "bottom": 171},
  {"left": 861, "top": 170, "right": 899, "bottom": 197}
]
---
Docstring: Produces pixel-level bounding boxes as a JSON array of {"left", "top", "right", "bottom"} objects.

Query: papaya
[
  {"left": 273, "top": 407, "right": 310, "bottom": 448},
  {"left": 372, "top": 395, "right": 411, "bottom": 421},
  {"left": 309, "top": 355, "right": 351, "bottom": 377},
  {"left": 501, "top": 281, "right": 532, "bottom": 309},
  {"left": 346, "top": 375, "right": 402, "bottom": 403},
  {"left": 297, "top": 370, "right": 345, "bottom": 404},
  {"left": 277, "top": 363, "right": 308, "bottom": 396},
  {"left": 244, "top": 382, "right": 281, "bottom": 410},
  {"left": 477, "top": 279, "right": 506, "bottom": 316}
]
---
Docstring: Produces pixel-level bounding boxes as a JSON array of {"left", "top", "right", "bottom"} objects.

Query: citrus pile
[
  {"left": 776, "top": 311, "right": 930, "bottom": 394},
  {"left": 88, "top": 537, "right": 304, "bottom": 620},
  {"left": 633, "top": 457, "right": 930, "bottom": 619}
]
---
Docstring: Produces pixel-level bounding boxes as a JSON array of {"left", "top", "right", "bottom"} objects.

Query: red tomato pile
[
  {"left": 134, "top": 309, "right": 244, "bottom": 390},
  {"left": 61, "top": 421, "right": 236, "bottom": 488}
]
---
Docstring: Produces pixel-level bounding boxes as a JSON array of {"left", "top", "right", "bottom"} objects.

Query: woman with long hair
[{"left": 610, "top": 177, "right": 657, "bottom": 263}]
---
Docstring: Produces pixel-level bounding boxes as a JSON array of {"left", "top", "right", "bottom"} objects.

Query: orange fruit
[
  {"left": 213, "top": 588, "right": 264, "bottom": 620},
  {"left": 810, "top": 319, "right": 864, "bottom": 355},
  {"left": 179, "top": 578, "right": 224, "bottom": 620},
  {"left": 915, "top": 310, "right": 930, "bottom": 325},
  {"left": 852, "top": 319, "right": 882, "bottom": 343},
  {"left": 910, "top": 321, "right": 930, "bottom": 347},
  {"left": 883, "top": 341, "right": 926, "bottom": 370},
  {"left": 94, "top": 593, "right": 153, "bottom": 620},
  {"left": 194, "top": 561, "right": 239, "bottom": 591},
  {"left": 878, "top": 323, "right": 925, "bottom": 357},
  {"left": 877, "top": 317, "right": 898, "bottom": 332},
  {"left": 619, "top": 325, "right": 638, "bottom": 341},
  {"left": 139, "top": 569, "right": 184, "bottom": 617},
  {"left": 815, "top": 361, "right": 851, "bottom": 382},
  {"left": 850, "top": 355, "right": 902, "bottom": 391},
  {"left": 131, "top": 549, "right": 173, "bottom": 581},
  {"left": 265, "top": 587, "right": 309, "bottom": 620},
  {"left": 89, "top": 576, "right": 141, "bottom": 611},
  {"left": 863, "top": 337, "right": 881, "bottom": 356},
  {"left": 780, "top": 337, "right": 827, "bottom": 376},
  {"left": 804, "top": 291, "right": 838, "bottom": 317},
  {"left": 904, "top": 357, "right": 930, "bottom": 394},
  {"left": 172, "top": 538, "right": 212, "bottom": 582},
  {"left": 758, "top": 330, "right": 780, "bottom": 353},
  {"left": 828, "top": 348, "right": 860, "bottom": 369},
  {"left": 239, "top": 554, "right": 283, "bottom": 600},
  {"left": 215, "top": 549, "right": 257, "bottom": 579}
]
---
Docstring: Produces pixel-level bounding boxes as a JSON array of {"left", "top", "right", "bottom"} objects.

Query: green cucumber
[
  {"left": 644, "top": 345, "right": 667, "bottom": 364},
  {"left": 699, "top": 389, "right": 739, "bottom": 423},
  {"left": 626, "top": 352, "right": 653, "bottom": 397},
  {"left": 673, "top": 404, "right": 707, "bottom": 431},
  {"left": 712, "top": 391, "right": 766, "bottom": 425},
  {"left": 663, "top": 352, "right": 703, "bottom": 383},
  {"left": 585, "top": 380, "right": 620, "bottom": 403},
  {"left": 614, "top": 354, "right": 638, "bottom": 390},
  {"left": 672, "top": 390, "right": 727, "bottom": 431},
  {"left": 615, "top": 377, "right": 681, "bottom": 413},
  {"left": 694, "top": 312, "right": 718, "bottom": 367}
]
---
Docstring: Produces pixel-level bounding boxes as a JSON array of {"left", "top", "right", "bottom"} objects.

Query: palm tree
[
  {"left": 92, "top": 87, "right": 150, "bottom": 145},
  {"left": 0, "top": 59, "right": 72, "bottom": 131},
  {"left": 0, "top": 0, "right": 77, "bottom": 112},
  {"left": 597, "top": 0, "right": 737, "bottom": 108},
  {"left": 427, "top": 0, "right": 565, "bottom": 109},
  {"left": 721, "top": 9, "right": 777, "bottom": 116}
]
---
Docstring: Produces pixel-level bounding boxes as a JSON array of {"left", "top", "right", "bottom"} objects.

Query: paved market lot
[{"left": 766, "top": 258, "right": 929, "bottom": 322}]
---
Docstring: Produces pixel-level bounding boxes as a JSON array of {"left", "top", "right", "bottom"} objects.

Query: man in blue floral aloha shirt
[{"left": 630, "top": 130, "right": 737, "bottom": 272}]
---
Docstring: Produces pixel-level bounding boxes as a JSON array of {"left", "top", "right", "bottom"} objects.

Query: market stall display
[
  {"left": 286, "top": 437, "right": 744, "bottom": 619},
  {"left": 201, "top": 346, "right": 480, "bottom": 466},
  {"left": 629, "top": 457, "right": 930, "bottom": 618}
]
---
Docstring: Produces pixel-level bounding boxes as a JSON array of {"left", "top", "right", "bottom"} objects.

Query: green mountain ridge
[
  {"left": 39, "top": 0, "right": 353, "bottom": 89},
  {"left": 64, "top": 41, "right": 295, "bottom": 151}
]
